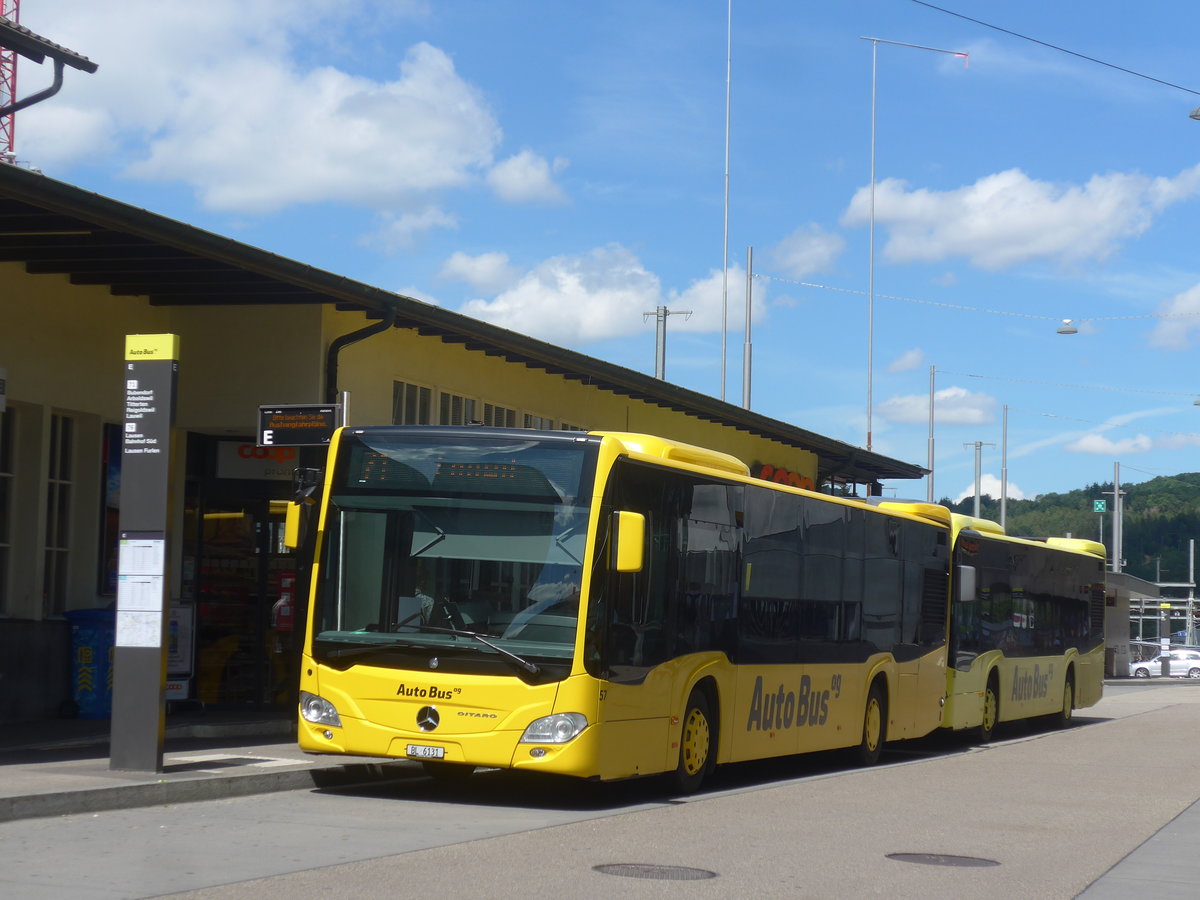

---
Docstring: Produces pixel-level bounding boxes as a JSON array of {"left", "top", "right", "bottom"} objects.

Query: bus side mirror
[
  {"left": 284, "top": 501, "right": 303, "bottom": 550},
  {"left": 613, "top": 511, "right": 645, "bottom": 573},
  {"left": 956, "top": 565, "right": 977, "bottom": 603}
]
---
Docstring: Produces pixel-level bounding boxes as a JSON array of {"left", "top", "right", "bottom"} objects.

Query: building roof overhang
[
  {"left": 0, "top": 16, "right": 97, "bottom": 71},
  {"left": 0, "top": 163, "right": 927, "bottom": 487}
]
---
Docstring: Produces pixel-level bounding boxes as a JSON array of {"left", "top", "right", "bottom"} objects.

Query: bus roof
[
  {"left": 951, "top": 513, "right": 1007, "bottom": 537},
  {"left": 592, "top": 432, "right": 751, "bottom": 478},
  {"left": 950, "top": 511, "right": 1108, "bottom": 562}
]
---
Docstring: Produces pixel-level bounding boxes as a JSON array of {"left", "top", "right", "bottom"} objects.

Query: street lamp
[
  {"left": 1056, "top": 318, "right": 1079, "bottom": 334},
  {"left": 862, "top": 37, "right": 967, "bottom": 453}
]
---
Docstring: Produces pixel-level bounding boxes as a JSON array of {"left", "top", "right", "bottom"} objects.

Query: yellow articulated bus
[
  {"left": 938, "top": 514, "right": 1106, "bottom": 740},
  {"left": 292, "top": 427, "right": 1105, "bottom": 791}
]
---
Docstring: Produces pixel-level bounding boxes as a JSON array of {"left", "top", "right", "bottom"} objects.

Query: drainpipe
[
  {"left": 0, "top": 58, "right": 65, "bottom": 118},
  {"left": 324, "top": 303, "right": 397, "bottom": 404}
]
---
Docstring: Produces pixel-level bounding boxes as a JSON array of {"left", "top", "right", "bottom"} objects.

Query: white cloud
[
  {"left": 11, "top": 104, "right": 116, "bottom": 167},
  {"left": 769, "top": 224, "right": 846, "bottom": 276},
  {"left": 886, "top": 348, "right": 924, "bottom": 374},
  {"left": 1064, "top": 433, "right": 1153, "bottom": 455},
  {"left": 362, "top": 207, "right": 458, "bottom": 251},
  {"left": 487, "top": 151, "right": 568, "bottom": 204},
  {"left": 841, "top": 165, "right": 1200, "bottom": 270},
  {"left": 1159, "top": 433, "right": 1200, "bottom": 450},
  {"left": 438, "top": 251, "right": 520, "bottom": 293},
  {"left": 394, "top": 284, "right": 442, "bottom": 306},
  {"left": 455, "top": 244, "right": 757, "bottom": 344},
  {"left": 1149, "top": 283, "right": 1200, "bottom": 350},
  {"left": 954, "top": 474, "right": 1026, "bottom": 504},
  {"left": 665, "top": 264, "right": 754, "bottom": 333},
  {"left": 458, "top": 244, "right": 661, "bottom": 344},
  {"left": 19, "top": 3, "right": 506, "bottom": 216},
  {"left": 130, "top": 45, "right": 499, "bottom": 214},
  {"left": 877, "top": 385, "right": 994, "bottom": 426}
]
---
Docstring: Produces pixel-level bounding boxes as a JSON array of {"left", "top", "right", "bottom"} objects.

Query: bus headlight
[
  {"left": 299, "top": 691, "right": 342, "bottom": 727},
  {"left": 520, "top": 712, "right": 587, "bottom": 744}
]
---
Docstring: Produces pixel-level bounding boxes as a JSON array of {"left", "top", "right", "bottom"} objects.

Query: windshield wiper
[
  {"left": 410, "top": 624, "right": 541, "bottom": 675},
  {"left": 321, "top": 627, "right": 542, "bottom": 676},
  {"left": 323, "top": 638, "right": 422, "bottom": 662},
  {"left": 553, "top": 524, "right": 584, "bottom": 565}
]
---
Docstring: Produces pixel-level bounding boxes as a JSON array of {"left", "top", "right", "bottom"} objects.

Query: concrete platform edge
[{"left": 0, "top": 761, "right": 410, "bottom": 824}]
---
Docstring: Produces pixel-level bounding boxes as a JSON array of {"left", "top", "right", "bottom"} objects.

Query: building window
[
  {"left": 523, "top": 413, "right": 554, "bottom": 430},
  {"left": 439, "top": 391, "right": 477, "bottom": 426},
  {"left": 43, "top": 413, "right": 73, "bottom": 616},
  {"left": 0, "top": 408, "right": 13, "bottom": 614},
  {"left": 392, "top": 381, "right": 432, "bottom": 425},
  {"left": 559, "top": 422, "right": 587, "bottom": 432},
  {"left": 482, "top": 403, "right": 516, "bottom": 428}
]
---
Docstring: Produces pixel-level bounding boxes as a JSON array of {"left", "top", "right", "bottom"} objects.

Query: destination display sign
[{"left": 258, "top": 404, "right": 340, "bottom": 446}]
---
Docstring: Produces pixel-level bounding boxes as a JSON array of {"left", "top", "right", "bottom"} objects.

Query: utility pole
[
  {"left": 742, "top": 246, "right": 753, "bottom": 409},
  {"left": 1190, "top": 539, "right": 1196, "bottom": 647},
  {"left": 643, "top": 306, "right": 692, "bottom": 381},
  {"left": 926, "top": 366, "right": 935, "bottom": 502},
  {"left": 963, "top": 441, "right": 994, "bottom": 518},
  {"left": 1103, "top": 462, "right": 1126, "bottom": 574},
  {"left": 1157, "top": 539, "right": 1198, "bottom": 647},
  {"left": 1000, "top": 405, "right": 1009, "bottom": 529}
]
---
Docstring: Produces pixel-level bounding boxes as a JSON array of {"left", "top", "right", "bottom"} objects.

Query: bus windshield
[{"left": 311, "top": 430, "right": 598, "bottom": 675}]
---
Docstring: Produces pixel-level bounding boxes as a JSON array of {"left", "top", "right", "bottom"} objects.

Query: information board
[{"left": 258, "top": 404, "right": 340, "bottom": 446}]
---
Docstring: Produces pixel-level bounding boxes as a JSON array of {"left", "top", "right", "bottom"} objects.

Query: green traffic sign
[{"left": 1094, "top": 500, "right": 1107, "bottom": 513}]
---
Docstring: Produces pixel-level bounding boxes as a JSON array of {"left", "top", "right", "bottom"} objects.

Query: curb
[{"left": 0, "top": 761, "right": 412, "bottom": 824}]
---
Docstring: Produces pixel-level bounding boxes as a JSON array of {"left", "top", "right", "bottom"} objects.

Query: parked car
[{"left": 1130, "top": 649, "right": 1200, "bottom": 678}]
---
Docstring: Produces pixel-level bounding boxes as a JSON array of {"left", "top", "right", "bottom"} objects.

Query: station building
[{"left": 0, "top": 163, "right": 925, "bottom": 722}]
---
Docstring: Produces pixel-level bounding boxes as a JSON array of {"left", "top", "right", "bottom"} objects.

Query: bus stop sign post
[
  {"left": 1161, "top": 603, "right": 1172, "bottom": 677},
  {"left": 110, "top": 334, "right": 178, "bottom": 773}
]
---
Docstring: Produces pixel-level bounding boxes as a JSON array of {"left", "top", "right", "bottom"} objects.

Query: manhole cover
[
  {"left": 887, "top": 853, "right": 1000, "bottom": 868},
  {"left": 593, "top": 864, "right": 718, "bottom": 881}
]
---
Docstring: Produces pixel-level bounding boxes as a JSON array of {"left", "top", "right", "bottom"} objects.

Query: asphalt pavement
[{"left": 3, "top": 680, "right": 1199, "bottom": 898}]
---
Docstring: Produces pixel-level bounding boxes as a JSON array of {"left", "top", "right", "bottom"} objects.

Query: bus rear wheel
[
  {"left": 670, "top": 688, "right": 714, "bottom": 794},
  {"left": 1049, "top": 674, "right": 1074, "bottom": 729},
  {"left": 977, "top": 674, "right": 1000, "bottom": 743},
  {"left": 853, "top": 682, "right": 887, "bottom": 766}
]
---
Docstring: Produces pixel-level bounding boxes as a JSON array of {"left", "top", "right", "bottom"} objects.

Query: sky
[{"left": 13, "top": 0, "right": 1200, "bottom": 504}]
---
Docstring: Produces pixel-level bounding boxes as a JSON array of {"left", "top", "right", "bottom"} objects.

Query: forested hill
[{"left": 939, "top": 472, "right": 1200, "bottom": 586}]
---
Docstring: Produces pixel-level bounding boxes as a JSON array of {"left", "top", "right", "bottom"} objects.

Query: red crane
[{"left": 0, "top": 0, "right": 18, "bottom": 159}]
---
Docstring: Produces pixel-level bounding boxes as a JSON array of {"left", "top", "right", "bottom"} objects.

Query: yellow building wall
[
  {"left": 165, "top": 303, "right": 323, "bottom": 433},
  {"left": 329, "top": 307, "right": 819, "bottom": 484},
  {"left": 0, "top": 264, "right": 323, "bottom": 432},
  {"left": 0, "top": 265, "right": 816, "bottom": 482},
  {"left": 1, "top": 265, "right": 172, "bottom": 417}
]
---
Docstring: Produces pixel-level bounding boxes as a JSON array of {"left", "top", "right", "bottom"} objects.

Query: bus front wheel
[
  {"left": 670, "top": 688, "right": 714, "bottom": 794},
  {"left": 853, "top": 682, "right": 887, "bottom": 766},
  {"left": 977, "top": 673, "right": 1000, "bottom": 743}
]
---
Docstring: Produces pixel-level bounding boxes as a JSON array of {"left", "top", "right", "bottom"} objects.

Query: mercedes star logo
[{"left": 416, "top": 706, "right": 440, "bottom": 732}]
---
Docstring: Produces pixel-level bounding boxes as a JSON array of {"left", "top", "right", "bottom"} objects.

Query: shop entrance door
[{"left": 189, "top": 499, "right": 297, "bottom": 709}]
